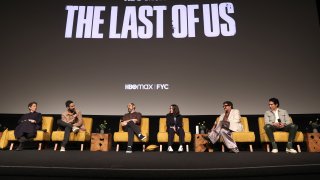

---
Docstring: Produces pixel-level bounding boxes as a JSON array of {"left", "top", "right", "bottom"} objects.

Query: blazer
[
  {"left": 218, "top": 109, "right": 243, "bottom": 132},
  {"left": 264, "top": 108, "right": 291, "bottom": 125},
  {"left": 166, "top": 114, "right": 183, "bottom": 129}
]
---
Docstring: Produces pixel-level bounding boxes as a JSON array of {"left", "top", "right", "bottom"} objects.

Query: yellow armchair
[
  {"left": 157, "top": 117, "right": 192, "bottom": 152},
  {"left": 113, "top": 117, "right": 149, "bottom": 152},
  {"left": 51, "top": 117, "right": 92, "bottom": 151},
  {"left": 258, "top": 117, "right": 304, "bottom": 152},
  {"left": 8, "top": 116, "right": 54, "bottom": 150}
]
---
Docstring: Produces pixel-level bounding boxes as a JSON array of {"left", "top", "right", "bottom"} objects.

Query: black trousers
[
  {"left": 18, "top": 132, "right": 36, "bottom": 142},
  {"left": 57, "top": 120, "right": 73, "bottom": 147},
  {"left": 264, "top": 123, "right": 298, "bottom": 143},
  {"left": 124, "top": 121, "right": 142, "bottom": 147},
  {"left": 168, "top": 127, "right": 185, "bottom": 146}
]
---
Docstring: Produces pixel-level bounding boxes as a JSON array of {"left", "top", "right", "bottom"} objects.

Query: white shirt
[{"left": 272, "top": 108, "right": 280, "bottom": 121}]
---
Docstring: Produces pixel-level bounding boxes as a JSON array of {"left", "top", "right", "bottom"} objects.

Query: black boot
[
  {"left": 15, "top": 142, "right": 24, "bottom": 151},
  {"left": 202, "top": 135, "right": 212, "bottom": 144},
  {"left": 229, "top": 147, "right": 240, "bottom": 153},
  {"left": 16, "top": 136, "right": 27, "bottom": 151}
]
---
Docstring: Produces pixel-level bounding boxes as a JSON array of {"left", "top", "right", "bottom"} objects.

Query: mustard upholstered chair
[
  {"left": 215, "top": 117, "right": 256, "bottom": 152},
  {"left": 8, "top": 116, "right": 54, "bottom": 150},
  {"left": 0, "top": 129, "right": 9, "bottom": 149},
  {"left": 157, "top": 117, "right": 192, "bottom": 152},
  {"left": 113, "top": 117, "right": 149, "bottom": 152},
  {"left": 258, "top": 117, "right": 304, "bottom": 152},
  {"left": 51, "top": 117, "right": 93, "bottom": 151}
]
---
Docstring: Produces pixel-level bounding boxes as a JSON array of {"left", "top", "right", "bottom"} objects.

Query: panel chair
[
  {"left": 113, "top": 117, "right": 149, "bottom": 152},
  {"left": 157, "top": 117, "right": 192, "bottom": 152},
  {"left": 8, "top": 116, "right": 54, "bottom": 150},
  {"left": 215, "top": 117, "right": 256, "bottom": 152},
  {"left": 258, "top": 117, "right": 304, "bottom": 152},
  {"left": 51, "top": 117, "right": 93, "bottom": 151}
]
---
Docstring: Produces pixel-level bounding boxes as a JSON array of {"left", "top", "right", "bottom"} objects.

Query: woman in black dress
[
  {"left": 14, "top": 101, "right": 42, "bottom": 150},
  {"left": 166, "top": 104, "right": 185, "bottom": 152}
]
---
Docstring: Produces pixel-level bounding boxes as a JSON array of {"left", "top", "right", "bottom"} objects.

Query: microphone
[{"left": 277, "top": 119, "right": 281, "bottom": 123}]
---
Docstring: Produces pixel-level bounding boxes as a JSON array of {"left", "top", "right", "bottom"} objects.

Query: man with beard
[
  {"left": 57, "top": 100, "right": 84, "bottom": 152},
  {"left": 120, "top": 103, "right": 146, "bottom": 153}
]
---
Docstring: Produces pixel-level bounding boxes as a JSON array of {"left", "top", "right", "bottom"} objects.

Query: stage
[{"left": 1, "top": 150, "right": 320, "bottom": 180}]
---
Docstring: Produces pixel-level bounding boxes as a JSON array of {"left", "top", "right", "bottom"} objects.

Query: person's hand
[
  {"left": 29, "top": 119, "right": 36, "bottom": 123},
  {"left": 278, "top": 123, "right": 286, "bottom": 128},
  {"left": 73, "top": 114, "right": 77, "bottom": 118},
  {"left": 172, "top": 126, "right": 176, "bottom": 132},
  {"left": 272, "top": 122, "right": 279, "bottom": 128},
  {"left": 121, "top": 121, "right": 127, "bottom": 127}
]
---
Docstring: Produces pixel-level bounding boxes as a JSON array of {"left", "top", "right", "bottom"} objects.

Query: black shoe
[
  {"left": 126, "top": 146, "right": 132, "bottom": 153},
  {"left": 229, "top": 148, "right": 240, "bottom": 153},
  {"left": 202, "top": 135, "right": 212, "bottom": 144},
  {"left": 138, "top": 134, "right": 146, "bottom": 141},
  {"left": 15, "top": 143, "right": 24, "bottom": 151}
]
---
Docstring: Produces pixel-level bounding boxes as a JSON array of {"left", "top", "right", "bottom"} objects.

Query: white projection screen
[{"left": 1, "top": 0, "right": 319, "bottom": 115}]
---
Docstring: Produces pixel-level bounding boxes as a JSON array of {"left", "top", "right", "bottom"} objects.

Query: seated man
[
  {"left": 264, "top": 97, "right": 298, "bottom": 153},
  {"left": 57, "top": 100, "right": 85, "bottom": 152},
  {"left": 120, "top": 103, "right": 146, "bottom": 153},
  {"left": 206, "top": 101, "right": 243, "bottom": 153}
]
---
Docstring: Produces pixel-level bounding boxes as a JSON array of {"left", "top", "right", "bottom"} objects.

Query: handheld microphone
[{"left": 277, "top": 119, "right": 281, "bottom": 123}]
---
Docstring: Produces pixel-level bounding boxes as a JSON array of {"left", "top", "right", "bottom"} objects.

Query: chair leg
[
  {"left": 116, "top": 144, "right": 119, "bottom": 152},
  {"left": 54, "top": 143, "right": 58, "bottom": 151},
  {"left": 160, "top": 144, "right": 162, "bottom": 152},
  {"left": 143, "top": 144, "right": 146, "bottom": 152},
  {"left": 9, "top": 143, "right": 14, "bottom": 151},
  {"left": 266, "top": 143, "right": 270, "bottom": 152},
  {"left": 297, "top": 144, "right": 301, "bottom": 153},
  {"left": 81, "top": 144, "right": 84, "bottom": 151},
  {"left": 186, "top": 144, "right": 189, "bottom": 152},
  {"left": 38, "top": 143, "right": 42, "bottom": 151},
  {"left": 221, "top": 144, "right": 225, "bottom": 152},
  {"left": 249, "top": 144, "right": 253, "bottom": 152}
]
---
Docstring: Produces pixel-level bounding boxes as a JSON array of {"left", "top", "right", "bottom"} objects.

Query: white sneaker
[
  {"left": 286, "top": 148, "right": 297, "bottom": 154},
  {"left": 271, "top": 149, "right": 278, "bottom": 153},
  {"left": 72, "top": 126, "right": 80, "bottom": 133},
  {"left": 60, "top": 146, "right": 66, "bottom": 152},
  {"left": 178, "top": 145, "right": 183, "bottom": 153},
  {"left": 167, "top": 146, "right": 173, "bottom": 152}
]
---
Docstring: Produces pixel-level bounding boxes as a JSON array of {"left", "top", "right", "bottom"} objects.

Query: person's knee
[
  {"left": 264, "top": 124, "right": 273, "bottom": 131},
  {"left": 289, "top": 124, "right": 298, "bottom": 130},
  {"left": 65, "top": 126, "right": 71, "bottom": 132},
  {"left": 26, "top": 133, "right": 36, "bottom": 139}
]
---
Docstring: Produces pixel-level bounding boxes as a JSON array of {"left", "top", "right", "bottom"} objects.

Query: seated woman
[
  {"left": 166, "top": 104, "right": 185, "bottom": 152},
  {"left": 14, "top": 101, "right": 42, "bottom": 151}
]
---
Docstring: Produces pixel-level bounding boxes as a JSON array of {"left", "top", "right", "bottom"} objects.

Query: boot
[{"left": 15, "top": 142, "right": 24, "bottom": 151}]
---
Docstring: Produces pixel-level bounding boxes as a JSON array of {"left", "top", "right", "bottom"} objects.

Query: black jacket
[
  {"left": 14, "top": 112, "right": 42, "bottom": 139},
  {"left": 166, "top": 113, "right": 183, "bottom": 129}
]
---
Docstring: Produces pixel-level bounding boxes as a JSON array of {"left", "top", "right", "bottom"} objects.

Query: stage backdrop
[{"left": 1, "top": 0, "right": 319, "bottom": 115}]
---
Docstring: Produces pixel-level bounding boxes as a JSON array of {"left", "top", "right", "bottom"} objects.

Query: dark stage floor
[{"left": 1, "top": 150, "right": 320, "bottom": 180}]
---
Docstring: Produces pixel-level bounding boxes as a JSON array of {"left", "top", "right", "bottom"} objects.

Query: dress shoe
[
  {"left": 229, "top": 147, "right": 240, "bottom": 153},
  {"left": 202, "top": 135, "right": 212, "bottom": 144},
  {"left": 15, "top": 143, "right": 24, "bottom": 151}
]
